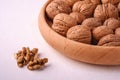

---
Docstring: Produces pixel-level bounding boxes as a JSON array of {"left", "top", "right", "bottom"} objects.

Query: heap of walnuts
[{"left": 46, "top": 0, "right": 120, "bottom": 47}]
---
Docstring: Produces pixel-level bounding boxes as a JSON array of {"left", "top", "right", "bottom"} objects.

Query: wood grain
[{"left": 38, "top": 0, "right": 120, "bottom": 65}]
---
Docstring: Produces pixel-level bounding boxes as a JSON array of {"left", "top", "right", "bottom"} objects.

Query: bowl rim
[{"left": 39, "top": 0, "right": 120, "bottom": 50}]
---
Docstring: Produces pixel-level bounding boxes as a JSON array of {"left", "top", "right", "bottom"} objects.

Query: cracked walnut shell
[
  {"left": 67, "top": 25, "right": 91, "bottom": 44},
  {"left": 46, "top": 0, "right": 71, "bottom": 19},
  {"left": 93, "top": 26, "right": 114, "bottom": 41},
  {"left": 98, "top": 34, "right": 120, "bottom": 46},
  {"left": 82, "top": 18, "right": 102, "bottom": 30},
  {"left": 94, "top": 3, "right": 119, "bottom": 22}
]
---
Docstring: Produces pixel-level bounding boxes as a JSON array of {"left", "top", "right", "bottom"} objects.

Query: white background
[{"left": 0, "top": 0, "right": 120, "bottom": 80}]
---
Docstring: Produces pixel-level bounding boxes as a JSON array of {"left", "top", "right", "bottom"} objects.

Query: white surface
[{"left": 0, "top": 0, "right": 120, "bottom": 80}]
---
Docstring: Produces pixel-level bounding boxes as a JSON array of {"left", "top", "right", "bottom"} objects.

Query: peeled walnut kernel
[
  {"left": 14, "top": 47, "right": 48, "bottom": 70},
  {"left": 101, "top": 0, "right": 120, "bottom": 5},
  {"left": 70, "top": 12, "right": 86, "bottom": 24},
  {"left": 72, "top": 1, "right": 95, "bottom": 17},
  {"left": 67, "top": 25, "right": 91, "bottom": 44},
  {"left": 98, "top": 34, "right": 120, "bottom": 46},
  {"left": 82, "top": 18, "right": 102, "bottom": 30},
  {"left": 104, "top": 18, "right": 120, "bottom": 30},
  {"left": 94, "top": 3, "right": 119, "bottom": 22},
  {"left": 46, "top": 0, "right": 71, "bottom": 19},
  {"left": 93, "top": 26, "right": 114, "bottom": 41},
  {"left": 52, "top": 13, "right": 77, "bottom": 36}
]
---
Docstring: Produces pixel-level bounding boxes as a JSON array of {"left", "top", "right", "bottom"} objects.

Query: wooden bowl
[{"left": 38, "top": 0, "right": 120, "bottom": 65}]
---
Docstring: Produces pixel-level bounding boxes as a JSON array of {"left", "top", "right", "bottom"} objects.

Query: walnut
[
  {"left": 82, "top": 18, "right": 102, "bottom": 30},
  {"left": 93, "top": 26, "right": 114, "bottom": 41},
  {"left": 94, "top": 3, "right": 119, "bottom": 22},
  {"left": 118, "top": 3, "right": 120, "bottom": 12},
  {"left": 70, "top": 12, "right": 86, "bottom": 24},
  {"left": 72, "top": 1, "right": 95, "bottom": 17},
  {"left": 54, "top": 0, "right": 80, "bottom": 6},
  {"left": 67, "top": 25, "right": 91, "bottom": 44},
  {"left": 46, "top": 0, "right": 71, "bottom": 19},
  {"left": 115, "top": 28, "right": 120, "bottom": 36},
  {"left": 103, "top": 18, "right": 120, "bottom": 30},
  {"left": 101, "top": 0, "right": 120, "bottom": 5},
  {"left": 85, "top": 0, "right": 101, "bottom": 5},
  {"left": 52, "top": 13, "right": 77, "bottom": 36},
  {"left": 98, "top": 34, "right": 120, "bottom": 46}
]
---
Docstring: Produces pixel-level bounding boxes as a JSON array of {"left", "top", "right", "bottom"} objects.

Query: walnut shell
[
  {"left": 85, "top": 0, "right": 101, "bottom": 5},
  {"left": 102, "top": 42, "right": 120, "bottom": 46},
  {"left": 103, "top": 18, "right": 120, "bottom": 30},
  {"left": 72, "top": 1, "right": 95, "bottom": 17},
  {"left": 67, "top": 25, "right": 91, "bottom": 44},
  {"left": 94, "top": 3, "right": 119, "bottom": 22},
  {"left": 70, "top": 12, "right": 86, "bottom": 24},
  {"left": 52, "top": 13, "right": 77, "bottom": 36},
  {"left": 115, "top": 28, "right": 120, "bottom": 36},
  {"left": 82, "top": 18, "right": 102, "bottom": 30},
  {"left": 118, "top": 3, "right": 120, "bottom": 12},
  {"left": 98, "top": 34, "right": 120, "bottom": 46},
  {"left": 54, "top": 0, "right": 80, "bottom": 6},
  {"left": 93, "top": 26, "right": 114, "bottom": 41},
  {"left": 46, "top": 0, "right": 71, "bottom": 19},
  {"left": 101, "top": 0, "right": 120, "bottom": 5}
]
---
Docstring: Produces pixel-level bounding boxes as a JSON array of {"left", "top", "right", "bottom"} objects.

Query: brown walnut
[
  {"left": 46, "top": 0, "right": 71, "bottom": 19},
  {"left": 67, "top": 25, "right": 91, "bottom": 44},
  {"left": 94, "top": 3, "right": 119, "bottom": 22},
  {"left": 93, "top": 26, "right": 114, "bottom": 41},
  {"left": 101, "top": 0, "right": 120, "bottom": 5}
]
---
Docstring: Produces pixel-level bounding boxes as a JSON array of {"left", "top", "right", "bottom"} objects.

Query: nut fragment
[
  {"left": 14, "top": 47, "right": 48, "bottom": 70},
  {"left": 70, "top": 12, "right": 86, "bottom": 24},
  {"left": 98, "top": 34, "right": 120, "bottom": 46},
  {"left": 103, "top": 18, "right": 120, "bottom": 30},
  {"left": 46, "top": 0, "right": 71, "bottom": 19},
  {"left": 93, "top": 26, "right": 114, "bottom": 41},
  {"left": 52, "top": 13, "right": 77, "bottom": 36},
  {"left": 72, "top": 1, "right": 95, "bottom": 17},
  {"left": 67, "top": 25, "right": 91, "bottom": 44},
  {"left": 94, "top": 3, "right": 119, "bottom": 22},
  {"left": 82, "top": 18, "right": 102, "bottom": 30}
]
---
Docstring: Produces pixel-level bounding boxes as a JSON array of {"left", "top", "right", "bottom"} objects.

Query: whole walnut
[
  {"left": 115, "top": 28, "right": 120, "bottom": 36},
  {"left": 94, "top": 3, "right": 119, "bottom": 22},
  {"left": 85, "top": 0, "right": 101, "bottom": 5},
  {"left": 52, "top": 13, "right": 77, "bottom": 36},
  {"left": 103, "top": 18, "right": 120, "bottom": 30},
  {"left": 72, "top": 1, "right": 95, "bottom": 17},
  {"left": 101, "top": 0, "right": 120, "bottom": 5},
  {"left": 54, "top": 0, "right": 80, "bottom": 6},
  {"left": 46, "top": 0, "right": 71, "bottom": 19},
  {"left": 67, "top": 25, "right": 91, "bottom": 44},
  {"left": 82, "top": 18, "right": 102, "bottom": 30},
  {"left": 70, "top": 12, "right": 86, "bottom": 24},
  {"left": 98, "top": 34, "right": 120, "bottom": 46},
  {"left": 93, "top": 26, "right": 114, "bottom": 41},
  {"left": 118, "top": 3, "right": 120, "bottom": 12}
]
